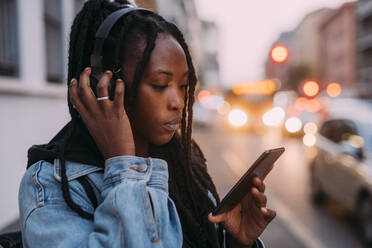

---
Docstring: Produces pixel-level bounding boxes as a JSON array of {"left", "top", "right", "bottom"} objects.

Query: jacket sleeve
[{"left": 19, "top": 156, "right": 182, "bottom": 248}]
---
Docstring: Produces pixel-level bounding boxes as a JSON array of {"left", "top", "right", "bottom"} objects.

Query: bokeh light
[
  {"left": 271, "top": 45, "right": 288, "bottom": 63},
  {"left": 228, "top": 109, "right": 248, "bottom": 127},
  {"left": 303, "top": 133, "right": 316, "bottom": 147},
  {"left": 305, "top": 99, "right": 321, "bottom": 113},
  {"left": 294, "top": 97, "right": 308, "bottom": 111},
  {"left": 326, "top": 83, "right": 342, "bottom": 98},
  {"left": 262, "top": 107, "right": 285, "bottom": 126},
  {"left": 285, "top": 117, "right": 302, "bottom": 133},
  {"left": 303, "top": 81, "right": 320, "bottom": 97},
  {"left": 198, "top": 90, "right": 211, "bottom": 104},
  {"left": 304, "top": 122, "right": 318, "bottom": 134},
  {"left": 287, "top": 104, "right": 301, "bottom": 117},
  {"left": 217, "top": 101, "right": 231, "bottom": 115}
]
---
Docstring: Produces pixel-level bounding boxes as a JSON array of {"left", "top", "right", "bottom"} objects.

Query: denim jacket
[{"left": 18, "top": 155, "right": 265, "bottom": 248}]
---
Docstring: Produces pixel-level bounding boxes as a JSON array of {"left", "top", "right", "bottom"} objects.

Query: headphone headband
[{"left": 90, "top": 7, "right": 153, "bottom": 80}]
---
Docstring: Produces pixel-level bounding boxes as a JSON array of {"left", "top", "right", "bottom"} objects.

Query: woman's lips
[{"left": 163, "top": 122, "right": 180, "bottom": 131}]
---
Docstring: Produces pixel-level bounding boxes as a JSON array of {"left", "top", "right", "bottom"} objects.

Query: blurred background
[{"left": 1, "top": 0, "right": 372, "bottom": 247}]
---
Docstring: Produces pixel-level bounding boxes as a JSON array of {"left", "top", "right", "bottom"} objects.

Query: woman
[{"left": 19, "top": 0, "right": 275, "bottom": 247}]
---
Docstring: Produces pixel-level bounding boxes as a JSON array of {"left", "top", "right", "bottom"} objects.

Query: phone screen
[{"left": 212, "top": 147, "right": 285, "bottom": 216}]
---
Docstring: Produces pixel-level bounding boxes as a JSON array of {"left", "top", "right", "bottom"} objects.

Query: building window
[
  {"left": 0, "top": 0, "right": 19, "bottom": 77},
  {"left": 44, "top": 0, "right": 63, "bottom": 83}
]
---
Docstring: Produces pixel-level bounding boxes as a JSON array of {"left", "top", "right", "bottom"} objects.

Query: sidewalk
[{"left": 261, "top": 218, "right": 307, "bottom": 248}]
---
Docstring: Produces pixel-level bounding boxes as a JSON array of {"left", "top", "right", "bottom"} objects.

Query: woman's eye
[{"left": 151, "top": 84, "right": 167, "bottom": 90}]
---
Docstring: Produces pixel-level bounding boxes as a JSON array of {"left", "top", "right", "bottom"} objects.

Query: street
[{"left": 193, "top": 123, "right": 365, "bottom": 248}]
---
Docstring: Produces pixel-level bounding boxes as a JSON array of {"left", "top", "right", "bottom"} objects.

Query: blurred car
[
  {"left": 193, "top": 102, "right": 214, "bottom": 128},
  {"left": 223, "top": 92, "right": 273, "bottom": 133},
  {"left": 309, "top": 117, "right": 372, "bottom": 244}
]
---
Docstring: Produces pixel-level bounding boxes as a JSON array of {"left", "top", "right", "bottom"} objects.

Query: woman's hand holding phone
[
  {"left": 208, "top": 177, "right": 276, "bottom": 247},
  {"left": 69, "top": 67, "right": 135, "bottom": 159}
]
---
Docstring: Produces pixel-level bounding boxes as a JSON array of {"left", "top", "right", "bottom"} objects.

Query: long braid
[
  {"left": 64, "top": 0, "right": 133, "bottom": 222},
  {"left": 165, "top": 22, "right": 197, "bottom": 148},
  {"left": 119, "top": 11, "right": 219, "bottom": 247},
  {"left": 127, "top": 15, "right": 158, "bottom": 106},
  {"left": 191, "top": 139, "right": 220, "bottom": 203},
  {"left": 63, "top": 0, "right": 104, "bottom": 219},
  {"left": 67, "top": 6, "right": 90, "bottom": 115},
  {"left": 164, "top": 22, "right": 222, "bottom": 247},
  {"left": 63, "top": 1, "right": 221, "bottom": 246},
  {"left": 161, "top": 21, "right": 205, "bottom": 217},
  {"left": 165, "top": 21, "right": 213, "bottom": 201},
  {"left": 181, "top": 94, "right": 188, "bottom": 149},
  {"left": 59, "top": 117, "right": 94, "bottom": 220},
  {"left": 125, "top": 14, "right": 209, "bottom": 226}
]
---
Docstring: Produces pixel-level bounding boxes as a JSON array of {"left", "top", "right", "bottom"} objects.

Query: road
[{"left": 193, "top": 123, "right": 365, "bottom": 248}]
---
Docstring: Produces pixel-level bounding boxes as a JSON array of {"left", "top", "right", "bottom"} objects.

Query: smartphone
[{"left": 212, "top": 147, "right": 285, "bottom": 216}]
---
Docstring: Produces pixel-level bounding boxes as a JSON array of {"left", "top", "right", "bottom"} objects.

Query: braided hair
[{"left": 60, "top": 0, "right": 221, "bottom": 247}]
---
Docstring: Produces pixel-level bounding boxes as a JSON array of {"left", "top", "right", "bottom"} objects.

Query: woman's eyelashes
[
  {"left": 151, "top": 84, "right": 167, "bottom": 90},
  {"left": 151, "top": 83, "right": 188, "bottom": 91}
]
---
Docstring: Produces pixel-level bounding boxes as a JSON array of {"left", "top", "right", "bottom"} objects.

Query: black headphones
[{"left": 90, "top": 4, "right": 153, "bottom": 100}]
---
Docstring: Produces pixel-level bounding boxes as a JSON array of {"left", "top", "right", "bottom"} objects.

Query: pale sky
[{"left": 195, "top": 0, "right": 355, "bottom": 86}]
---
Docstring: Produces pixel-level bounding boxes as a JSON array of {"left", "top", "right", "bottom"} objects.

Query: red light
[
  {"left": 326, "top": 83, "right": 342, "bottom": 97},
  {"left": 303, "top": 81, "right": 319, "bottom": 97},
  {"left": 198, "top": 90, "right": 211, "bottom": 104},
  {"left": 271, "top": 46, "right": 288, "bottom": 63},
  {"left": 306, "top": 99, "right": 321, "bottom": 113}
]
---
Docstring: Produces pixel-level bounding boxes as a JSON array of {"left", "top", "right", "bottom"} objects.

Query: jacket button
[{"left": 129, "top": 164, "right": 147, "bottom": 172}]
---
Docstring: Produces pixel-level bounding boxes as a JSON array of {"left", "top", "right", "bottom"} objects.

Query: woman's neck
[{"left": 134, "top": 134, "right": 149, "bottom": 157}]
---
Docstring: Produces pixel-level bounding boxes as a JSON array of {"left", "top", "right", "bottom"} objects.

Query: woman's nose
[{"left": 168, "top": 90, "right": 184, "bottom": 111}]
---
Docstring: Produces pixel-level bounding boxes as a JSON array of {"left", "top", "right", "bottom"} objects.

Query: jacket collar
[{"left": 53, "top": 158, "right": 103, "bottom": 182}]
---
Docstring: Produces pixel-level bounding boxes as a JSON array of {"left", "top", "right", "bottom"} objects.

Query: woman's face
[{"left": 123, "top": 33, "right": 189, "bottom": 145}]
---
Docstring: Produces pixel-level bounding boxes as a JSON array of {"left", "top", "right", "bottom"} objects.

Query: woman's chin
[{"left": 152, "top": 132, "right": 175, "bottom": 145}]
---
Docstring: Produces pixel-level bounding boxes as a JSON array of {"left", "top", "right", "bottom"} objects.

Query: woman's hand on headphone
[
  {"left": 208, "top": 176, "right": 276, "bottom": 247},
  {"left": 69, "top": 67, "right": 135, "bottom": 159}
]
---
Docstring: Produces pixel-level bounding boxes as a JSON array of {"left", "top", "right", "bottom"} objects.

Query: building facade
[
  {"left": 136, "top": 0, "right": 204, "bottom": 75},
  {"left": 356, "top": 0, "right": 372, "bottom": 98},
  {"left": 0, "top": 0, "right": 83, "bottom": 231},
  {"left": 265, "top": 8, "right": 333, "bottom": 91},
  {"left": 265, "top": 31, "right": 294, "bottom": 91},
  {"left": 199, "top": 20, "right": 220, "bottom": 89},
  {"left": 319, "top": 2, "right": 357, "bottom": 95}
]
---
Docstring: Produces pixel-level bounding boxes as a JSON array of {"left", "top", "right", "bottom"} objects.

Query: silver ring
[
  {"left": 97, "top": 96, "right": 109, "bottom": 101},
  {"left": 113, "top": 68, "right": 121, "bottom": 74}
]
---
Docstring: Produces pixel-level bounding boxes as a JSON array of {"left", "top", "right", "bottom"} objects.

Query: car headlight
[
  {"left": 262, "top": 107, "right": 285, "bottom": 126},
  {"left": 303, "top": 133, "right": 316, "bottom": 147},
  {"left": 304, "top": 122, "right": 318, "bottom": 135},
  {"left": 228, "top": 109, "right": 248, "bottom": 127},
  {"left": 285, "top": 117, "right": 302, "bottom": 133}
]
